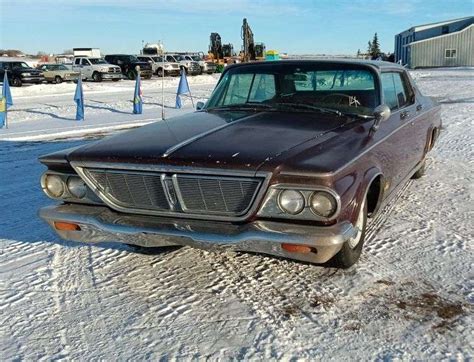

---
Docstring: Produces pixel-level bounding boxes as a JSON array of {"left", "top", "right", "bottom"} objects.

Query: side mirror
[
  {"left": 196, "top": 101, "right": 205, "bottom": 110},
  {"left": 371, "top": 104, "right": 391, "bottom": 133}
]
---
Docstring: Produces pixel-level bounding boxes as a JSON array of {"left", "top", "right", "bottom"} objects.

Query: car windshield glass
[
  {"left": 127, "top": 55, "right": 139, "bottom": 62},
  {"left": 205, "top": 63, "right": 378, "bottom": 116},
  {"left": 89, "top": 58, "right": 107, "bottom": 64},
  {"left": 13, "top": 62, "right": 30, "bottom": 69},
  {"left": 153, "top": 57, "right": 163, "bottom": 62},
  {"left": 191, "top": 56, "right": 201, "bottom": 61},
  {"left": 58, "top": 65, "right": 68, "bottom": 70}
]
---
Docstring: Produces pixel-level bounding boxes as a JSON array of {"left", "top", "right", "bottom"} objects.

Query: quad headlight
[
  {"left": 67, "top": 177, "right": 87, "bottom": 199},
  {"left": 260, "top": 186, "right": 340, "bottom": 221},
  {"left": 309, "top": 191, "right": 338, "bottom": 218},
  {"left": 278, "top": 189, "right": 305, "bottom": 215},
  {"left": 43, "top": 174, "right": 66, "bottom": 198}
]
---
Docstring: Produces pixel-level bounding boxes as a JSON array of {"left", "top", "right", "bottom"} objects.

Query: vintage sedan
[
  {"left": 38, "top": 60, "right": 441, "bottom": 268},
  {"left": 39, "top": 64, "right": 81, "bottom": 83}
]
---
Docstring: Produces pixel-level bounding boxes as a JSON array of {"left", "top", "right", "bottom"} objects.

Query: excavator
[{"left": 208, "top": 18, "right": 266, "bottom": 65}]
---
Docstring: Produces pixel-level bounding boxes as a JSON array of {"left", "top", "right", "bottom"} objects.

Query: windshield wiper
[
  {"left": 274, "top": 102, "right": 343, "bottom": 116},
  {"left": 207, "top": 103, "right": 275, "bottom": 111}
]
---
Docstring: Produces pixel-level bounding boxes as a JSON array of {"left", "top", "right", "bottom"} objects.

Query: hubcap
[{"left": 348, "top": 199, "right": 365, "bottom": 249}]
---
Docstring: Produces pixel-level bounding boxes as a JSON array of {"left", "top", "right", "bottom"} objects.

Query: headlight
[
  {"left": 164, "top": 64, "right": 172, "bottom": 69},
  {"left": 67, "top": 177, "right": 87, "bottom": 199},
  {"left": 21, "top": 72, "right": 31, "bottom": 77},
  {"left": 310, "top": 191, "right": 337, "bottom": 218},
  {"left": 44, "top": 174, "right": 65, "bottom": 198},
  {"left": 278, "top": 190, "right": 305, "bottom": 215}
]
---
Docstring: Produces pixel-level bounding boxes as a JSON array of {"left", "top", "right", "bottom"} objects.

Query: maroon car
[{"left": 38, "top": 60, "right": 441, "bottom": 268}]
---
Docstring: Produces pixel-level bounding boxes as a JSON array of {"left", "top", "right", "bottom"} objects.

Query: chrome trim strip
[{"left": 162, "top": 111, "right": 260, "bottom": 158}]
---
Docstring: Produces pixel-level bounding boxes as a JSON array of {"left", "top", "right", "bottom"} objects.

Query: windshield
[
  {"left": 205, "top": 63, "right": 378, "bottom": 116},
  {"left": 191, "top": 56, "right": 202, "bottom": 61},
  {"left": 89, "top": 58, "right": 107, "bottom": 64},
  {"left": 153, "top": 56, "right": 163, "bottom": 62},
  {"left": 126, "top": 55, "right": 139, "bottom": 62},
  {"left": 12, "top": 62, "right": 31, "bottom": 69},
  {"left": 57, "top": 64, "right": 68, "bottom": 70}
]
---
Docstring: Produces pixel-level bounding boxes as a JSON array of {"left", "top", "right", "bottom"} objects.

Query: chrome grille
[
  {"left": 84, "top": 169, "right": 169, "bottom": 210},
  {"left": 81, "top": 168, "right": 262, "bottom": 218},
  {"left": 175, "top": 175, "right": 260, "bottom": 215}
]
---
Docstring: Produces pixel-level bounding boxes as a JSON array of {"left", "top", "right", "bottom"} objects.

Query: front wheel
[
  {"left": 329, "top": 197, "right": 367, "bottom": 269},
  {"left": 12, "top": 77, "right": 22, "bottom": 87},
  {"left": 55, "top": 75, "right": 63, "bottom": 84},
  {"left": 92, "top": 72, "right": 102, "bottom": 82},
  {"left": 127, "top": 70, "right": 136, "bottom": 80}
]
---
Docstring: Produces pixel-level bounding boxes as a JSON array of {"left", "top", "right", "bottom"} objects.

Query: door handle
[
  {"left": 400, "top": 111, "right": 409, "bottom": 120},
  {"left": 416, "top": 104, "right": 423, "bottom": 111}
]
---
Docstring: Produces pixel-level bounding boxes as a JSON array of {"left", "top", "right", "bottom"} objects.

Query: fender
[{"left": 349, "top": 167, "right": 384, "bottom": 223}]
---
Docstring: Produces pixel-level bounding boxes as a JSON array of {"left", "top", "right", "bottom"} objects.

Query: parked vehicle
[
  {"left": 72, "top": 57, "right": 122, "bottom": 82},
  {"left": 180, "top": 54, "right": 217, "bottom": 74},
  {"left": 104, "top": 54, "right": 153, "bottom": 80},
  {"left": 136, "top": 55, "right": 180, "bottom": 76},
  {"left": 73, "top": 48, "right": 101, "bottom": 58},
  {"left": 38, "top": 60, "right": 441, "bottom": 268},
  {"left": 39, "top": 63, "right": 80, "bottom": 83},
  {"left": 0, "top": 60, "right": 44, "bottom": 86},
  {"left": 168, "top": 54, "right": 201, "bottom": 75}
]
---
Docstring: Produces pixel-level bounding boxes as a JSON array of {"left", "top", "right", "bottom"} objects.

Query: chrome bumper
[{"left": 39, "top": 204, "right": 356, "bottom": 264}]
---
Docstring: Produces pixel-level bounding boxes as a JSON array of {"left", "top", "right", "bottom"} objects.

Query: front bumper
[
  {"left": 100, "top": 72, "right": 123, "bottom": 80},
  {"left": 21, "top": 76, "right": 44, "bottom": 83},
  {"left": 39, "top": 204, "right": 356, "bottom": 264}
]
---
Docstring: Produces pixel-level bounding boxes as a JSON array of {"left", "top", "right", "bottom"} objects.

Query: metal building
[{"left": 395, "top": 16, "right": 474, "bottom": 68}]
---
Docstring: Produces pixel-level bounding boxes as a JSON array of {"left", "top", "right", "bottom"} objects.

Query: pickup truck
[
  {"left": 167, "top": 54, "right": 201, "bottom": 75},
  {"left": 0, "top": 60, "right": 44, "bottom": 86},
  {"left": 72, "top": 57, "right": 122, "bottom": 82},
  {"left": 136, "top": 55, "right": 180, "bottom": 76},
  {"left": 104, "top": 54, "right": 153, "bottom": 80}
]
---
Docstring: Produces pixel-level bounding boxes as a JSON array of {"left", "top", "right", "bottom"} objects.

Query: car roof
[{"left": 225, "top": 59, "right": 404, "bottom": 72}]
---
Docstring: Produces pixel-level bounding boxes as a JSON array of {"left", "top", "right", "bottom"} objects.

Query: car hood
[{"left": 68, "top": 110, "right": 346, "bottom": 173}]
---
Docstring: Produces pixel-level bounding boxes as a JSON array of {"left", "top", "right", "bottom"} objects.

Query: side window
[
  {"left": 74, "top": 58, "right": 81, "bottom": 65},
  {"left": 81, "top": 58, "right": 90, "bottom": 66},
  {"left": 248, "top": 74, "right": 276, "bottom": 102},
  {"left": 381, "top": 73, "right": 398, "bottom": 110},
  {"left": 392, "top": 73, "right": 412, "bottom": 108},
  {"left": 223, "top": 74, "right": 254, "bottom": 105}
]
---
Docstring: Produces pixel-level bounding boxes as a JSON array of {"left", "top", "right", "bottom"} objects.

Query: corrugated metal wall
[{"left": 410, "top": 25, "right": 473, "bottom": 68}]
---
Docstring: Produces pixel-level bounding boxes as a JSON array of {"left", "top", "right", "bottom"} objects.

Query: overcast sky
[{"left": 0, "top": 0, "right": 472, "bottom": 55}]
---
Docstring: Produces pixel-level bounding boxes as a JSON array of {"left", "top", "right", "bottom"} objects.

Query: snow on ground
[
  {"left": 0, "top": 69, "right": 473, "bottom": 360},
  {"left": 0, "top": 74, "right": 219, "bottom": 141}
]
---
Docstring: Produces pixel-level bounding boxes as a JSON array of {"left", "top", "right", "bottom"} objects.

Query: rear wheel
[
  {"left": 92, "top": 72, "right": 102, "bottom": 82},
  {"left": 55, "top": 75, "right": 63, "bottom": 84},
  {"left": 157, "top": 68, "right": 164, "bottom": 77},
  {"left": 330, "top": 197, "right": 367, "bottom": 269}
]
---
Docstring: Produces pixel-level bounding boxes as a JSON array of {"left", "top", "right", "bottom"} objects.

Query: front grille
[
  {"left": 108, "top": 68, "right": 121, "bottom": 73},
  {"left": 84, "top": 169, "right": 169, "bottom": 210},
  {"left": 175, "top": 175, "right": 260, "bottom": 215},
  {"left": 81, "top": 169, "right": 262, "bottom": 218}
]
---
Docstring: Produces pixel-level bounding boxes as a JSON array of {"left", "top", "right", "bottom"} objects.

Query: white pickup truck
[{"left": 72, "top": 57, "right": 123, "bottom": 82}]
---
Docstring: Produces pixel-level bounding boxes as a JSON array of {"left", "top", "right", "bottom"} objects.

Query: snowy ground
[{"left": 0, "top": 69, "right": 473, "bottom": 359}]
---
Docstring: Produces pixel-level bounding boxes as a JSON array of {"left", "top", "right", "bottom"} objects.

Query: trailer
[{"left": 73, "top": 48, "right": 101, "bottom": 58}]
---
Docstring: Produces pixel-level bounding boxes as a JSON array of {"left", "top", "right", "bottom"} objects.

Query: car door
[
  {"left": 81, "top": 58, "right": 93, "bottom": 78},
  {"left": 72, "top": 58, "right": 82, "bottom": 75},
  {"left": 380, "top": 71, "right": 419, "bottom": 187}
]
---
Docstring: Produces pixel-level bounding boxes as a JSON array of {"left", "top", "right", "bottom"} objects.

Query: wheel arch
[{"left": 359, "top": 168, "right": 385, "bottom": 219}]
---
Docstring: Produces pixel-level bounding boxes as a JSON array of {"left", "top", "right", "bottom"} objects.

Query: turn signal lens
[
  {"left": 281, "top": 243, "right": 314, "bottom": 253},
  {"left": 54, "top": 222, "right": 81, "bottom": 231}
]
